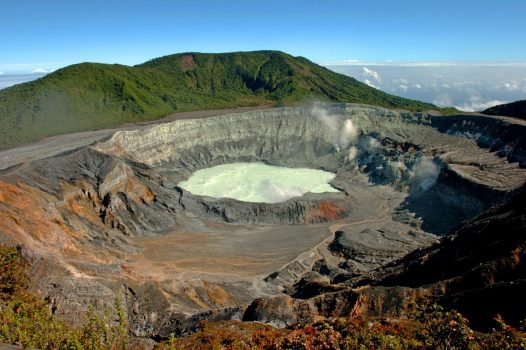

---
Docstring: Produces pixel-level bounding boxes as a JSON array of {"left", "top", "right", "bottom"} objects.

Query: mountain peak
[{"left": 0, "top": 50, "right": 436, "bottom": 149}]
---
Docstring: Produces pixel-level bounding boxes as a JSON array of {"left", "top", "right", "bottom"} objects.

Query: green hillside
[
  {"left": 482, "top": 99, "right": 526, "bottom": 120},
  {"left": 0, "top": 51, "right": 437, "bottom": 149}
]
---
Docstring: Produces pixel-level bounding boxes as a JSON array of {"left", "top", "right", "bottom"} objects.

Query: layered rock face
[{"left": 0, "top": 104, "right": 525, "bottom": 337}]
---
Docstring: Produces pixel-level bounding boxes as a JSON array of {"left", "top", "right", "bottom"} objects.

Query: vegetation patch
[
  {"left": 2, "top": 244, "right": 525, "bottom": 349},
  {"left": 0, "top": 51, "right": 445, "bottom": 149},
  {"left": 0, "top": 245, "right": 129, "bottom": 350}
]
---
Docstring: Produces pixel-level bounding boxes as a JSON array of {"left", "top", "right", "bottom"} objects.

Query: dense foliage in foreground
[
  {"left": 157, "top": 310, "right": 526, "bottom": 350},
  {"left": 1, "top": 245, "right": 525, "bottom": 349},
  {"left": 0, "top": 50, "right": 439, "bottom": 148}
]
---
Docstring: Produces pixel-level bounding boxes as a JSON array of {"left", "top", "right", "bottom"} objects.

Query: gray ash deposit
[{"left": 0, "top": 103, "right": 525, "bottom": 337}]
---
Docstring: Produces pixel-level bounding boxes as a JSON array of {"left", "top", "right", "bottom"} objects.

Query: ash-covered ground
[{"left": 0, "top": 103, "right": 525, "bottom": 337}]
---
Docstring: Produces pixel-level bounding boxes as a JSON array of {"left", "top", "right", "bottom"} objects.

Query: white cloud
[
  {"left": 454, "top": 94, "right": 508, "bottom": 112},
  {"left": 326, "top": 63, "right": 526, "bottom": 112},
  {"left": 31, "top": 68, "right": 51, "bottom": 74},
  {"left": 364, "top": 79, "right": 379, "bottom": 89},
  {"left": 0, "top": 71, "right": 3, "bottom": 75},
  {"left": 362, "top": 67, "right": 381, "bottom": 82},
  {"left": 325, "top": 61, "right": 526, "bottom": 67},
  {"left": 433, "top": 94, "right": 453, "bottom": 107},
  {"left": 393, "top": 78, "right": 408, "bottom": 84},
  {"left": 503, "top": 81, "right": 519, "bottom": 91}
]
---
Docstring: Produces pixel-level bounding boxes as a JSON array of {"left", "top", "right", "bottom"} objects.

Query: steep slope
[
  {"left": 245, "top": 186, "right": 526, "bottom": 331},
  {"left": 0, "top": 51, "right": 436, "bottom": 149},
  {"left": 482, "top": 99, "right": 526, "bottom": 120},
  {"left": 363, "top": 186, "right": 526, "bottom": 329},
  {"left": 1, "top": 104, "right": 525, "bottom": 337}
]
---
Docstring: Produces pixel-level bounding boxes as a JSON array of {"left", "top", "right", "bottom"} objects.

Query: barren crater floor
[
  {"left": 1, "top": 103, "right": 525, "bottom": 337},
  {"left": 126, "top": 223, "right": 332, "bottom": 282}
]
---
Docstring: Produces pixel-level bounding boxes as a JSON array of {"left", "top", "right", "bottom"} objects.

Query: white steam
[
  {"left": 312, "top": 105, "right": 360, "bottom": 151},
  {"left": 367, "top": 137, "right": 380, "bottom": 150},
  {"left": 339, "top": 119, "right": 359, "bottom": 148},
  {"left": 348, "top": 146, "right": 359, "bottom": 161},
  {"left": 314, "top": 106, "right": 339, "bottom": 133},
  {"left": 258, "top": 180, "right": 304, "bottom": 203},
  {"left": 389, "top": 161, "right": 407, "bottom": 171},
  {"left": 410, "top": 158, "right": 439, "bottom": 192}
]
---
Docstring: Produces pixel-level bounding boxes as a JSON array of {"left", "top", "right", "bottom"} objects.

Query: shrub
[
  {"left": 0, "top": 244, "right": 129, "bottom": 350},
  {"left": 411, "top": 303, "right": 475, "bottom": 350},
  {"left": 0, "top": 245, "right": 26, "bottom": 298},
  {"left": 2, "top": 244, "right": 526, "bottom": 349}
]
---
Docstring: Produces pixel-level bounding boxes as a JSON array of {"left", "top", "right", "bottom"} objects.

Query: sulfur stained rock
[{"left": 0, "top": 103, "right": 525, "bottom": 337}]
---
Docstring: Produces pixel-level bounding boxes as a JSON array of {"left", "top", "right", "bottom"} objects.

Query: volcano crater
[{"left": 2, "top": 103, "right": 526, "bottom": 336}]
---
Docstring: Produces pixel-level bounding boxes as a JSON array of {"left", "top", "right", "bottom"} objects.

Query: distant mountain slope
[
  {"left": 482, "top": 99, "right": 526, "bottom": 120},
  {"left": 0, "top": 50, "right": 436, "bottom": 149}
]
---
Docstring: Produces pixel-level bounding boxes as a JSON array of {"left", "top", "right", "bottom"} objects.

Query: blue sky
[{"left": 1, "top": 0, "right": 526, "bottom": 73}]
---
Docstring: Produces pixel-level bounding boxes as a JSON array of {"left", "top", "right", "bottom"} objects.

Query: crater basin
[{"left": 2, "top": 104, "right": 526, "bottom": 336}]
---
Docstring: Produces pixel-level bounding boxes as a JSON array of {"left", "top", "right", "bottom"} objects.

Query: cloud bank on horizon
[
  {"left": 0, "top": 72, "right": 49, "bottom": 90},
  {"left": 327, "top": 62, "right": 526, "bottom": 111},
  {"left": 30, "top": 68, "right": 52, "bottom": 74},
  {"left": 0, "top": 65, "right": 59, "bottom": 89}
]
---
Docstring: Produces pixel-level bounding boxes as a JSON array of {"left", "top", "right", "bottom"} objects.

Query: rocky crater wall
[
  {"left": 1, "top": 103, "right": 526, "bottom": 337},
  {"left": 91, "top": 104, "right": 526, "bottom": 230}
]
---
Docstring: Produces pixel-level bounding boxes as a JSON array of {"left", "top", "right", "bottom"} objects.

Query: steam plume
[
  {"left": 411, "top": 158, "right": 439, "bottom": 192},
  {"left": 312, "top": 104, "right": 360, "bottom": 151}
]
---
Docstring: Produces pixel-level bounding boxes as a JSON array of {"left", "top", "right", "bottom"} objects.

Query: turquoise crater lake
[{"left": 178, "top": 162, "right": 340, "bottom": 203}]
